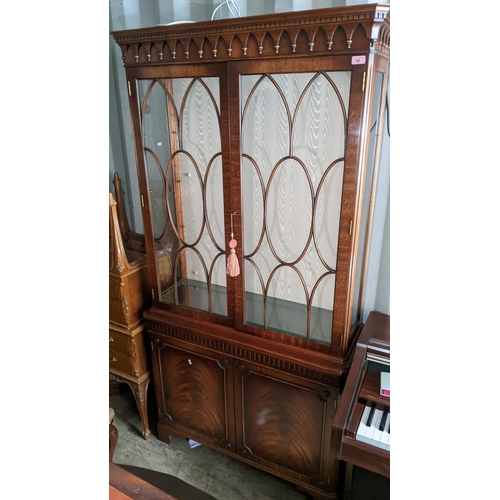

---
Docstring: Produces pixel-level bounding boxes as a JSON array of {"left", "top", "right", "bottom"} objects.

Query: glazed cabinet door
[
  {"left": 233, "top": 360, "right": 340, "bottom": 493},
  {"left": 150, "top": 333, "right": 235, "bottom": 452},
  {"left": 130, "top": 63, "right": 234, "bottom": 326},
  {"left": 228, "top": 57, "right": 366, "bottom": 356}
]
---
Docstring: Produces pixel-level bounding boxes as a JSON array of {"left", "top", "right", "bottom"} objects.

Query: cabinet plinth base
[{"left": 156, "top": 421, "right": 339, "bottom": 499}]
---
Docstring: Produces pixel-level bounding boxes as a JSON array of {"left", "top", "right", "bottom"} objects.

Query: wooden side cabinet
[
  {"left": 109, "top": 174, "right": 152, "bottom": 439},
  {"left": 109, "top": 174, "right": 150, "bottom": 331},
  {"left": 109, "top": 322, "right": 151, "bottom": 439}
]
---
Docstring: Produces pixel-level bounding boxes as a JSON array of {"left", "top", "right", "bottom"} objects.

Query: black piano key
[
  {"left": 366, "top": 406, "right": 375, "bottom": 427},
  {"left": 388, "top": 424, "right": 390, "bottom": 434},
  {"left": 379, "top": 411, "right": 388, "bottom": 431}
]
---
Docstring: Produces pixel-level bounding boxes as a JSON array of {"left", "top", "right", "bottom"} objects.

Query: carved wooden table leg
[
  {"left": 130, "top": 376, "right": 151, "bottom": 440},
  {"left": 109, "top": 408, "right": 118, "bottom": 461},
  {"left": 110, "top": 371, "right": 151, "bottom": 440}
]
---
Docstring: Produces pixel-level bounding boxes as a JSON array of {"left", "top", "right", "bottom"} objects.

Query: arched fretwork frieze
[{"left": 113, "top": 5, "right": 390, "bottom": 67}]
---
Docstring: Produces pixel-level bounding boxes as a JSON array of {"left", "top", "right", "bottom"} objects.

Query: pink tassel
[{"left": 227, "top": 239, "right": 240, "bottom": 277}]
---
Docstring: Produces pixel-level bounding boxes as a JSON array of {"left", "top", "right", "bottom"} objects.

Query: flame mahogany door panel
[
  {"left": 233, "top": 360, "right": 340, "bottom": 493},
  {"left": 151, "top": 335, "right": 236, "bottom": 452}
]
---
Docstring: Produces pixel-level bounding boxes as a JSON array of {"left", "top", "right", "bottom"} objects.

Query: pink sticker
[{"left": 351, "top": 55, "right": 366, "bottom": 65}]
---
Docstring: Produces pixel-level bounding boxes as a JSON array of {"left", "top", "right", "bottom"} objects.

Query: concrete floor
[{"left": 110, "top": 386, "right": 389, "bottom": 500}]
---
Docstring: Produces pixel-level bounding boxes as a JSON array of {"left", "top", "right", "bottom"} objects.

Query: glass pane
[
  {"left": 266, "top": 267, "right": 308, "bottom": 336},
  {"left": 351, "top": 71, "right": 385, "bottom": 323},
  {"left": 138, "top": 77, "right": 226, "bottom": 316},
  {"left": 310, "top": 274, "right": 335, "bottom": 343},
  {"left": 266, "top": 158, "right": 313, "bottom": 264},
  {"left": 241, "top": 71, "right": 351, "bottom": 343}
]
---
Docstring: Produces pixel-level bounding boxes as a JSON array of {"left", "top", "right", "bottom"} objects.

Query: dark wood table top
[{"left": 110, "top": 462, "right": 177, "bottom": 500}]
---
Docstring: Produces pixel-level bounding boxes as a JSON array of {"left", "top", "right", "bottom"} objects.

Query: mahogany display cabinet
[{"left": 111, "top": 4, "right": 390, "bottom": 498}]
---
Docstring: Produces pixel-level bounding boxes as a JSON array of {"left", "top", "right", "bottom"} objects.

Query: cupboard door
[
  {"left": 151, "top": 336, "right": 235, "bottom": 451},
  {"left": 234, "top": 360, "right": 339, "bottom": 491}
]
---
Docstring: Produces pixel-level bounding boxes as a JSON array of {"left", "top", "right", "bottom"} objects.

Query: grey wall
[{"left": 108, "top": 0, "right": 390, "bottom": 318}]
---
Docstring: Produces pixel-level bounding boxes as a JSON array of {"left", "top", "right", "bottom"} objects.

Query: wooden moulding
[
  {"left": 111, "top": 4, "right": 390, "bottom": 67},
  {"left": 145, "top": 307, "right": 346, "bottom": 384},
  {"left": 109, "top": 193, "right": 147, "bottom": 275}
]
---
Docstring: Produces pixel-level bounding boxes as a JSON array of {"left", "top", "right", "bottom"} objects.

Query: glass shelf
[{"left": 162, "top": 280, "right": 332, "bottom": 344}]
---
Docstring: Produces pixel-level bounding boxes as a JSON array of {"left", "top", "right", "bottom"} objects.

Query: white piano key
[
  {"left": 360, "top": 406, "right": 376, "bottom": 443},
  {"left": 356, "top": 406, "right": 371, "bottom": 442},
  {"left": 368, "top": 409, "right": 385, "bottom": 447},
  {"left": 365, "top": 409, "right": 383, "bottom": 446},
  {"left": 360, "top": 406, "right": 375, "bottom": 444}
]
